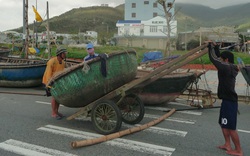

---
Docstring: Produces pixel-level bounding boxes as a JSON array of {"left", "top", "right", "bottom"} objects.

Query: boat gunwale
[
  {"left": 48, "top": 50, "right": 137, "bottom": 86},
  {"left": 0, "top": 56, "right": 46, "bottom": 66},
  {"left": 240, "top": 65, "right": 250, "bottom": 85}
]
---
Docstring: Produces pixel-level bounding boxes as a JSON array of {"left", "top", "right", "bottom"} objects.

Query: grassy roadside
[
  {"left": 60, "top": 45, "right": 250, "bottom": 65},
  {"left": 2, "top": 43, "right": 250, "bottom": 65}
]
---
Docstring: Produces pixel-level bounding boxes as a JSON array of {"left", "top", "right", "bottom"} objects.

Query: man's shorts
[{"left": 218, "top": 99, "right": 238, "bottom": 130}]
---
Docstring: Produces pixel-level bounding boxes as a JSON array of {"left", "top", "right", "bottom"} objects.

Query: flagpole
[
  {"left": 22, "top": 0, "right": 26, "bottom": 55},
  {"left": 25, "top": 0, "right": 29, "bottom": 59},
  {"left": 35, "top": 0, "right": 38, "bottom": 48},
  {"left": 46, "top": 1, "right": 51, "bottom": 58}
]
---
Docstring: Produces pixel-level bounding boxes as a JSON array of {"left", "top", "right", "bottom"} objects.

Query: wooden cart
[{"left": 48, "top": 44, "right": 209, "bottom": 135}]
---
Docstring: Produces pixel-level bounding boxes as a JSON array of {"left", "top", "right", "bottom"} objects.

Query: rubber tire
[
  {"left": 119, "top": 94, "right": 145, "bottom": 124},
  {"left": 91, "top": 100, "right": 122, "bottom": 135}
]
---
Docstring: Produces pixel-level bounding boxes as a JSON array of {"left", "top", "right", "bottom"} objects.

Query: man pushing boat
[{"left": 42, "top": 46, "right": 67, "bottom": 120}]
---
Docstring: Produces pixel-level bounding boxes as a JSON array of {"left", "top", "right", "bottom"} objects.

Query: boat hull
[
  {"left": 240, "top": 66, "right": 250, "bottom": 85},
  {"left": 0, "top": 57, "right": 46, "bottom": 87},
  {"left": 49, "top": 51, "right": 138, "bottom": 108},
  {"left": 137, "top": 71, "right": 196, "bottom": 105}
]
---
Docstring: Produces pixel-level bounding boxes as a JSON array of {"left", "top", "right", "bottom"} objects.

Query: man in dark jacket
[{"left": 208, "top": 42, "right": 243, "bottom": 156}]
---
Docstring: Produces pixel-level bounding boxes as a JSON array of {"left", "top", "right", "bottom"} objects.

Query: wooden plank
[{"left": 135, "top": 48, "right": 208, "bottom": 88}]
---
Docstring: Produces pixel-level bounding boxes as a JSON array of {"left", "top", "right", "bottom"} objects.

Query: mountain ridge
[{"left": 12, "top": 3, "right": 250, "bottom": 34}]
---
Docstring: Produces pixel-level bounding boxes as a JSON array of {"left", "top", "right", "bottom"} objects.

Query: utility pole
[
  {"left": 35, "top": 0, "right": 38, "bottom": 48},
  {"left": 185, "top": 17, "right": 187, "bottom": 51},
  {"left": 22, "top": 0, "right": 26, "bottom": 54},
  {"left": 25, "top": 0, "right": 29, "bottom": 59}
]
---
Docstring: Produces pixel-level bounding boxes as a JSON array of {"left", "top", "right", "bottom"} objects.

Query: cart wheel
[
  {"left": 119, "top": 94, "right": 145, "bottom": 124},
  {"left": 91, "top": 100, "right": 122, "bottom": 135}
]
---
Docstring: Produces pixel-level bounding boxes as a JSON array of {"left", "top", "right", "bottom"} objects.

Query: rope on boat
[
  {"left": 124, "top": 48, "right": 138, "bottom": 62},
  {"left": 70, "top": 108, "right": 176, "bottom": 148},
  {"left": 82, "top": 61, "right": 90, "bottom": 73}
]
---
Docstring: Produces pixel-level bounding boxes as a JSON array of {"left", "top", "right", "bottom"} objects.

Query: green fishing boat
[{"left": 48, "top": 50, "right": 138, "bottom": 108}]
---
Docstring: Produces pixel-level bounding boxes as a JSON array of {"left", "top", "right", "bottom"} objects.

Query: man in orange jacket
[{"left": 42, "top": 46, "right": 67, "bottom": 120}]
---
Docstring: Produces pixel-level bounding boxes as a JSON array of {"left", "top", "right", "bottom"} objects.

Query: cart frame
[{"left": 66, "top": 44, "right": 209, "bottom": 134}]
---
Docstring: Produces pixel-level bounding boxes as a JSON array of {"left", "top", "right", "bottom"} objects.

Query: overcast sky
[{"left": 0, "top": 0, "right": 249, "bottom": 32}]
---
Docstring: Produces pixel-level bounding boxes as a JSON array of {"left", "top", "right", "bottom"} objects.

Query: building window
[
  {"left": 144, "top": 1, "right": 149, "bottom": 5},
  {"left": 153, "top": 12, "right": 157, "bottom": 17},
  {"left": 167, "top": 2, "right": 172, "bottom": 8},
  {"left": 153, "top": 2, "right": 157, "bottom": 8},
  {"left": 163, "top": 26, "right": 167, "bottom": 32},
  {"left": 132, "top": 13, "right": 136, "bottom": 18},
  {"left": 150, "top": 26, "right": 158, "bottom": 32},
  {"left": 132, "top": 3, "right": 136, "bottom": 8}
]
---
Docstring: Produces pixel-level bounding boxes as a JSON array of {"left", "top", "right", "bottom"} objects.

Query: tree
[{"left": 157, "top": 0, "right": 176, "bottom": 57}]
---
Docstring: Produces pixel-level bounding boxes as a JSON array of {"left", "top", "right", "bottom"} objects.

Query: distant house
[
  {"left": 55, "top": 31, "right": 98, "bottom": 45},
  {"left": 1, "top": 31, "right": 22, "bottom": 43},
  {"left": 177, "top": 26, "right": 239, "bottom": 50},
  {"left": 84, "top": 31, "right": 98, "bottom": 45},
  {"left": 116, "top": 20, "right": 143, "bottom": 36},
  {"left": 0, "top": 32, "right": 7, "bottom": 43},
  {"left": 40, "top": 31, "right": 57, "bottom": 43},
  {"left": 116, "top": 16, "right": 177, "bottom": 37},
  {"left": 115, "top": 0, "right": 177, "bottom": 50}
]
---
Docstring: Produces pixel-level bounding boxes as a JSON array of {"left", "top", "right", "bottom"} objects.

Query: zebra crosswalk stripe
[
  {"left": 38, "top": 125, "right": 175, "bottom": 156},
  {"left": 0, "top": 139, "right": 77, "bottom": 156}
]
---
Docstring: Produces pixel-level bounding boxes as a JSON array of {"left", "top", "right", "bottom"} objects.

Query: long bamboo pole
[{"left": 71, "top": 108, "right": 176, "bottom": 148}]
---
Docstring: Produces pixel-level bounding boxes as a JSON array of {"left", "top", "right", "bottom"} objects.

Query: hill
[
  {"left": 13, "top": 3, "right": 250, "bottom": 34},
  {"left": 175, "top": 3, "right": 250, "bottom": 32},
  {"left": 14, "top": 6, "right": 123, "bottom": 35}
]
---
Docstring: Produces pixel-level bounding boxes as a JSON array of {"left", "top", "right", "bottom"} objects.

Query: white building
[
  {"left": 143, "top": 16, "right": 177, "bottom": 37},
  {"left": 124, "top": 0, "right": 175, "bottom": 21},
  {"left": 116, "top": 16, "right": 177, "bottom": 37},
  {"left": 115, "top": 0, "right": 177, "bottom": 49}
]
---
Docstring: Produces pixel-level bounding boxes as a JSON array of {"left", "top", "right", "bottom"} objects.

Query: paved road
[
  {"left": 197, "top": 70, "right": 249, "bottom": 96},
  {"left": 0, "top": 87, "right": 249, "bottom": 156}
]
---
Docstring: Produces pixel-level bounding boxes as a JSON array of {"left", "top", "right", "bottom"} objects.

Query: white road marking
[
  {"left": 144, "top": 114, "right": 196, "bottom": 124},
  {"left": 36, "top": 101, "right": 50, "bottom": 105},
  {"left": 238, "top": 129, "right": 250, "bottom": 134},
  {"left": 36, "top": 101, "right": 65, "bottom": 107},
  {"left": 0, "top": 139, "right": 77, "bottom": 156},
  {"left": 145, "top": 106, "right": 202, "bottom": 115},
  {"left": 123, "top": 124, "right": 187, "bottom": 137},
  {"left": 36, "top": 101, "right": 201, "bottom": 115},
  {"left": 75, "top": 113, "right": 195, "bottom": 125},
  {"left": 38, "top": 125, "right": 175, "bottom": 156},
  {"left": 168, "top": 101, "right": 192, "bottom": 107}
]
